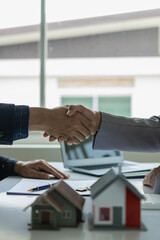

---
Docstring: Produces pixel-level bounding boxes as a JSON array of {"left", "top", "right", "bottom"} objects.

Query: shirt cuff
[
  {"left": 13, "top": 105, "right": 29, "bottom": 141},
  {"left": 0, "top": 156, "right": 18, "bottom": 180}
]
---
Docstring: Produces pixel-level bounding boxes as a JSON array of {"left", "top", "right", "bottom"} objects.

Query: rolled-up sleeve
[
  {"left": 13, "top": 105, "right": 29, "bottom": 141},
  {"left": 0, "top": 103, "right": 29, "bottom": 144},
  {"left": 0, "top": 156, "right": 18, "bottom": 180},
  {"left": 0, "top": 103, "right": 15, "bottom": 144}
]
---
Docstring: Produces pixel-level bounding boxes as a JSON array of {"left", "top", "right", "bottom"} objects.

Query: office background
[{"left": 0, "top": 0, "right": 160, "bottom": 163}]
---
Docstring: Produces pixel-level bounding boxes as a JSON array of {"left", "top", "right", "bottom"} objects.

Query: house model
[
  {"left": 25, "top": 180, "right": 85, "bottom": 230},
  {"left": 90, "top": 168, "right": 145, "bottom": 229}
]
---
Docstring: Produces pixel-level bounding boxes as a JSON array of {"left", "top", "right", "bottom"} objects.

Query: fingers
[
  {"left": 58, "top": 136, "right": 80, "bottom": 145},
  {"left": 58, "top": 136, "right": 65, "bottom": 143},
  {"left": 81, "top": 120, "right": 97, "bottom": 135},
  {"left": 66, "top": 105, "right": 85, "bottom": 116},
  {"left": 51, "top": 165, "right": 70, "bottom": 179},
  {"left": 28, "top": 169, "right": 50, "bottom": 179},
  {"left": 58, "top": 113, "right": 91, "bottom": 143},
  {"left": 49, "top": 136, "right": 57, "bottom": 142},
  {"left": 66, "top": 105, "right": 100, "bottom": 134},
  {"left": 37, "top": 160, "right": 70, "bottom": 179},
  {"left": 43, "top": 105, "right": 100, "bottom": 145},
  {"left": 69, "top": 112, "right": 91, "bottom": 139},
  {"left": 45, "top": 115, "right": 91, "bottom": 145},
  {"left": 76, "top": 113, "right": 96, "bottom": 135},
  {"left": 17, "top": 160, "right": 70, "bottom": 179},
  {"left": 43, "top": 132, "right": 49, "bottom": 137},
  {"left": 43, "top": 132, "right": 57, "bottom": 142},
  {"left": 66, "top": 139, "right": 75, "bottom": 146},
  {"left": 43, "top": 106, "right": 91, "bottom": 144}
]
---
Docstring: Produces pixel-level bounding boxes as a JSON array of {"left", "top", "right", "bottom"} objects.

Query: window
[
  {"left": 99, "top": 97, "right": 131, "bottom": 117},
  {"left": 99, "top": 208, "right": 110, "bottom": 221},
  {"left": 0, "top": 0, "right": 40, "bottom": 106},
  {"left": 0, "top": 1, "right": 160, "bottom": 111},
  {"left": 61, "top": 97, "right": 92, "bottom": 109},
  {"left": 61, "top": 96, "right": 131, "bottom": 116},
  {"left": 46, "top": 3, "right": 160, "bottom": 119},
  {"left": 1, "top": 1, "right": 160, "bottom": 146},
  {"left": 62, "top": 210, "right": 72, "bottom": 219}
]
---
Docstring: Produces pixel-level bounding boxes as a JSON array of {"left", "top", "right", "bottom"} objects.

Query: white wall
[
  {"left": 132, "top": 76, "right": 160, "bottom": 118},
  {"left": 0, "top": 78, "right": 39, "bottom": 106}
]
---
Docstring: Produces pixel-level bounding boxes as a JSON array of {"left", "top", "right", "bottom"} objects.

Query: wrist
[
  {"left": 14, "top": 161, "right": 23, "bottom": 175},
  {"left": 29, "top": 107, "right": 49, "bottom": 132}
]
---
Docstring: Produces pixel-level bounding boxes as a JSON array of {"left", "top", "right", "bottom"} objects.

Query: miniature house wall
[
  {"left": 25, "top": 180, "right": 85, "bottom": 230},
  {"left": 93, "top": 179, "right": 126, "bottom": 226},
  {"left": 91, "top": 169, "right": 144, "bottom": 228}
]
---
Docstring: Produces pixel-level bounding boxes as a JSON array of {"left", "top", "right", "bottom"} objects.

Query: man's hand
[
  {"left": 14, "top": 159, "right": 70, "bottom": 179},
  {"left": 67, "top": 105, "right": 101, "bottom": 132},
  {"left": 58, "top": 105, "right": 102, "bottom": 145},
  {"left": 143, "top": 166, "right": 160, "bottom": 188},
  {"left": 29, "top": 106, "right": 93, "bottom": 145}
]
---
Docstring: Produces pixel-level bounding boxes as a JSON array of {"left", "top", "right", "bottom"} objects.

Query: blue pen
[{"left": 28, "top": 183, "right": 55, "bottom": 192}]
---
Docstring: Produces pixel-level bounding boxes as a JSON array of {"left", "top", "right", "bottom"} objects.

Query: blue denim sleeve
[
  {"left": 0, "top": 103, "right": 15, "bottom": 144},
  {"left": 0, "top": 104, "right": 29, "bottom": 180},
  {"left": 13, "top": 105, "right": 29, "bottom": 141},
  {"left": 0, "top": 104, "right": 29, "bottom": 144},
  {"left": 0, "top": 156, "right": 18, "bottom": 180}
]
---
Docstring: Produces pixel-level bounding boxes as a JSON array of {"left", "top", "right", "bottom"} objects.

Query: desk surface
[{"left": 0, "top": 162, "right": 160, "bottom": 240}]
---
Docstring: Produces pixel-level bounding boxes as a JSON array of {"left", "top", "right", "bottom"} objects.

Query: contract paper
[{"left": 7, "top": 178, "right": 96, "bottom": 196}]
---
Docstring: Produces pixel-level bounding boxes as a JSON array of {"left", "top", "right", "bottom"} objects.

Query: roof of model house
[
  {"left": 91, "top": 168, "right": 145, "bottom": 200},
  {"left": 25, "top": 180, "right": 85, "bottom": 211}
]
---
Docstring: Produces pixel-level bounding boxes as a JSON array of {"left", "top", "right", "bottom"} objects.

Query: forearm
[
  {"left": 29, "top": 107, "right": 49, "bottom": 131},
  {"left": 93, "top": 112, "right": 160, "bottom": 152}
]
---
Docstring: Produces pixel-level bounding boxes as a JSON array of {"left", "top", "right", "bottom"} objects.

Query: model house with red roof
[
  {"left": 25, "top": 180, "right": 85, "bottom": 230},
  {"left": 90, "top": 168, "right": 145, "bottom": 229}
]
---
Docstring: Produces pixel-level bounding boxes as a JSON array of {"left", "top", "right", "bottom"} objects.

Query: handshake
[{"left": 29, "top": 105, "right": 101, "bottom": 145}]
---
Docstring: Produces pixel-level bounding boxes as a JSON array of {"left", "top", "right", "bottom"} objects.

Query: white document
[
  {"left": 7, "top": 178, "right": 96, "bottom": 196},
  {"left": 121, "top": 162, "right": 160, "bottom": 173}
]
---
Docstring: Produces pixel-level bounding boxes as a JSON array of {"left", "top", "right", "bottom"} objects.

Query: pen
[{"left": 28, "top": 183, "right": 55, "bottom": 192}]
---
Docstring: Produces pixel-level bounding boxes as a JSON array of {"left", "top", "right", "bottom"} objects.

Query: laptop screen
[{"left": 61, "top": 136, "right": 123, "bottom": 168}]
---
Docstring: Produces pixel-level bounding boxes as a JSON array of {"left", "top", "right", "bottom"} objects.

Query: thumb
[
  {"left": 66, "top": 109, "right": 76, "bottom": 116},
  {"left": 66, "top": 104, "right": 94, "bottom": 120},
  {"left": 66, "top": 105, "right": 82, "bottom": 116}
]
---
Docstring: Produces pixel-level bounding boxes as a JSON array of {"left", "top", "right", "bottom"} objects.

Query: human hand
[
  {"left": 143, "top": 166, "right": 160, "bottom": 188},
  {"left": 67, "top": 105, "right": 101, "bottom": 131},
  {"left": 29, "top": 106, "right": 94, "bottom": 145},
  {"left": 58, "top": 105, "right": 102, "bottom": 145},
  {"left": 14, "top": 159, "right": 70, "bottom": 179}
]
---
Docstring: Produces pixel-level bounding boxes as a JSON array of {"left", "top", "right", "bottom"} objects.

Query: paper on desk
[{"left": 7, "top": 178, "right": 96, "bottom": 196}]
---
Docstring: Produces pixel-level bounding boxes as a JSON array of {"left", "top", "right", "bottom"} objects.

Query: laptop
[{"left": 60, "top": 136, "right": 144, "bottom": 177}]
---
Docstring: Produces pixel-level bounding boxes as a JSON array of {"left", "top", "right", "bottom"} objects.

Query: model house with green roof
[{"left": 25, "top": 180, "right": 85, "bottom": 230}]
